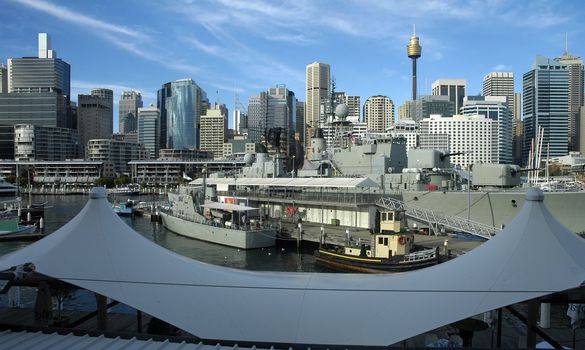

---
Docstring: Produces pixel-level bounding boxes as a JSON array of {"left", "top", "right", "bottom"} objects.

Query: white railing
[
  {"left": 377, "top": 197, "right": 499, "bottom": 240},
  {"left": 402, "top": 248, "right": 437, "bottom": 262}
]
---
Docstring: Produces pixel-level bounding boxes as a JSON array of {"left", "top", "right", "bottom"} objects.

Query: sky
[{"left": 1, "top": 0, "right": 584, "bottom": 132}]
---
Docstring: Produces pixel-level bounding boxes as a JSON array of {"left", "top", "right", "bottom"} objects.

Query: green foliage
[
  {"left": 114, "top": 175, "right": 131, "bottom": 186},
  {"left": 95, "top": 177, "right": 115, "bottom": 188}
]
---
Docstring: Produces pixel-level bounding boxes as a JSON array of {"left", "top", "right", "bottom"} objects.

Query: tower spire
[{"left": 406, "top": 25, "right": 422, "bottom": 101}]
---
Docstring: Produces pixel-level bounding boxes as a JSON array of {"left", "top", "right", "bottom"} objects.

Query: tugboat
[{"left": 314, "top": 209, "right": 440, "bottom": 273}]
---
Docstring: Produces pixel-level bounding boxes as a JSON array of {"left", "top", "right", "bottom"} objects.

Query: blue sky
[{"left": 1, "top": 0, "right": 584, "bottom": 131}]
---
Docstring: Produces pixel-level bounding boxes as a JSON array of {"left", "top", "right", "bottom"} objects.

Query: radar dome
[
  {"left": 244, "top": 153, "right": 255, "bottom": 166},
  {"left": 334, "top": 104, "right": 349, "bottom": 120}
]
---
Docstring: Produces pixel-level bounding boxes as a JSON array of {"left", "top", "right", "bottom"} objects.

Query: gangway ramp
[{"left": 377, "top": 197, "right": 499, "bottom": 240}]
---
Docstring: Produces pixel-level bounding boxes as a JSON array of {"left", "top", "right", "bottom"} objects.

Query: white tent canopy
[{"left": 0, "top": 187, "right": 584, "bottom": 346}]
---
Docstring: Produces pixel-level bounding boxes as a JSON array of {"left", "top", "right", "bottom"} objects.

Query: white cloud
[
  {"left": 184, "top": 37, "right": 223, "bottom": 56},
  {"left": 491, "top": 64, "right": 512, "bottom": 71},
  {"left": 71, "top": 80, "right": 157, "bottom": 100},
  {"left": 12, "top": 0, "right": 145, "bottom": 39}
]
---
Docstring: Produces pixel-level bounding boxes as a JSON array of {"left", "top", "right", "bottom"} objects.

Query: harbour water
[{"left": 0, "top": 194, "right": 329, "bottom": 312}]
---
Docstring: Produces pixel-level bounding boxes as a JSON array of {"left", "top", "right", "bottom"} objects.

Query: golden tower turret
[{"left": 406, "top": 25, "right": 422, "bottom": 100}]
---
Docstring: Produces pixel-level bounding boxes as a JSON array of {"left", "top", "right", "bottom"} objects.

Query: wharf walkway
[{"left": 274, "top": 218, "right": 483, "bottom": 255}]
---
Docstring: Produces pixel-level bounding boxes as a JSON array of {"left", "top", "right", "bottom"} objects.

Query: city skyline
[{"left": 1, "top": 0, "right": 584, "bottom": 131}]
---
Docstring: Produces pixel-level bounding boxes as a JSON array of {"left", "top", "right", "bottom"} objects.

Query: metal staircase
[{"left": 377, "top": 197, "right": 499, "bottom": 240}]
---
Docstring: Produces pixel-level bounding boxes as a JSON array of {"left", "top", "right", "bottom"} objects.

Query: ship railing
[
  {"left": 377, "top": 197, "right": 498, "bottom": 240},
  {"left": 401, "top": 249, "right": 437, "bottom": 262}
]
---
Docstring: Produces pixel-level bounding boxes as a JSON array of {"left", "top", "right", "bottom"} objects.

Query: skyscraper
[
  {"left": 77, "top": 88, "right": 114, "bottom": 154},
  {"left": 555, "top": 48, "right": 584, "bottom": 151},
  {"left": 513, "top": 93, "right": 522, "bottom": 120},
  {"left": 8, "top": 33, "right": 70, "bottom": 96},
  {"left": 431, "top": 79, "right": 466, "bottom": 115},
  {"left": 138, "top": 104, "right": 160, "bottom": 159},
  {"left": 0, "top": 65, "right": 7, "bottom": 93},
  {"left": 305, "top": 62, "right": 330, "bottom": 129},
  {"left": 483, "top": 72, "right": 514, "bottom": 113},
  {"left": 411, "top": 95, "right": 454, "bottom": 122},
  {"left": 119, "top": 91, "right": 143, "bottom": 133},
  {"left": 523, "top": 56, "right": 569, "bottom": 161},
  {"left": 248, "top": 85, "right": 296, "bottom": 153},
  {"left": 164, "top": 79, "right": 204, "bottom": 150},
  {"left": 363, "top": 95, "right": 394, "bottom": 133}
]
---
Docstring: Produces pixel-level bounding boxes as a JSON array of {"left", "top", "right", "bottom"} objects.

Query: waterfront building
[
  {"left": 0, "top": 160, "right": 107, "bottom": 184},
  {"left": 137, "top": 105, "right": 160, "bottom": 159},
  {"left": 119, "top": 91, "right": 143, "bottom": 133},
  {"left": 158, "top": 148, "right": 212, "bottom": 160},
  {"left": 200, "top": 103, "right": 228, "bottom": 159},
  {"left": 418, "top": 133, "right": 450, "bottom": 154},
  {"left": 248, "top": 85, "right": 296, "bottom": 154},
  {"left": 555, "top": 49, "right": 584, "bottom": 151},
  {"left": 411, "top": 95, "right": 454, "bottom": 122},
  {"left": 420, "top": 114, "right": 498, "bottom": 168},
  {"left": 461, "top": 96, "right": 513, "bottom": 164},
  {"left": 363, "top": 95, "right": 394, "bottom": 133},
  {"left": 78, "top": 89, "right": 114, "bottom": 155},
  {"left": 523, "top": 56, "right": 569, "bottom": 161},
  {"left": 483, "top": 72, "right": 514, "bottom": 112},
  {"left": 129, "top": 159, "right": 241, "bottom": 186},
  {"left": 0, "top": 65, "right": 6, "bottom": 93},
  {"left": 163, "top": 79, "right": 206, "bottom": 150},
  {"left": 431, "top": 79, "right": 466, "bottom": 115},
  {"left": 87, "top": 139, "right": 148, "bottom": 176},
  {"left": 14, "top": 124, "right": 79, "bottom": 161}
]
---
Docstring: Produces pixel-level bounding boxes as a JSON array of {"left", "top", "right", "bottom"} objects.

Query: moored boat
[
  {"left": 159, "top": 186, "right": 276, "bottom": 249},
  {"left": 315, "top": 208, "right": 440, "bottom": 273}
]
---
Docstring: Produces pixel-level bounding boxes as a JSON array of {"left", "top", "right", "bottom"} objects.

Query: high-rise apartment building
[
  {"left": 119, "top": 91, "right": 143, "bottom": 133},
  {"left": 461, "top": 96, "right": 513, "bottom": 164},
  {"left": 363, "top": 95, "right": 394, "bottom": 133},
  {"left": 523, "top": 56, "right": 569, "bottom": 161},
  {"left": 248, "top": 85, "right": 296, "bottom": 154},
  {"left": 305, "top": 62, "right": 330, "bottom": 129},
  {"left": 555, "top": 49, "right": 584, "bottom": 151},
  {"left": 233, "top": 109, "right": 248, "bottom": 135},
  {"left": 398, "top": 100, "right": 414, "bottom": 121},
  {"left": 87, "top": 139, "right": 148, "bottom": 175},
  {"left": 431, "top": 79, "right": 466, "bottom": 114},
  {"left": 78, "top": 88, "right": 114, "bottom": 154},
  {"left": 420, "top": 114, "right": 498, "bottom": 167},
  {"left": 483, "top": 72, "right": 514, "bottom": 113},
  {"left": 163, "top": 79, "right": 206, "bottom": 150},
  {"left": 200, "top": 104, "right": 228, "bottom": 159},
  {"left": 137, "top": 105, "right": 160, "bottom": 159}
]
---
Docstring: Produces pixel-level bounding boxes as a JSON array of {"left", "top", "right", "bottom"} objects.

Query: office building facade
[
  {"left": 0, "top": 65, "right": 7, "bottom": 93},
  {"left": 483, "top": 72, "right": 514, "bottom": 113},
  {"left": 14, "top": 124, "right": 79, "bottom": 161},
  {"left": 461, "top": 96, "right": 513, "bottom": 164},
  {"left": 411, "top": 95, "right": 454, "bottom": 122},
  {"left": 555, "top": 50, "right": 584, "bottom": 151},
  {"left": 137, "top": 105, "right": 160, "bottom": 159},
  {"left": 78, "top": 89, "right": 114, "bottom": 154},
  {"left": 431, "top": 79, "right": 466, "bottom": 115},
  {"left": 523, "top": 56, "right": 569, "bottom": 161},
  {"left": 420, "top": 114, "right": 498, "bottom": 168},
  {"left": 119, "top": 91, "right": 143, "bottom": 133},
  {"left": 163, "top": 79, "right": 205, "bottom": 150}
]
